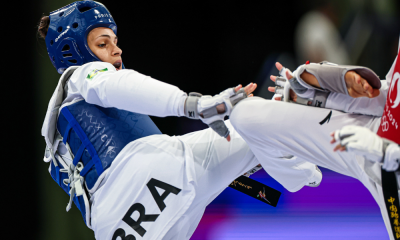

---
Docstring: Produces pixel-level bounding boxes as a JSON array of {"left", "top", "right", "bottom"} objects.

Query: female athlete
[{"left": 38, "top": 1, "right": 323, "bottom": 239}]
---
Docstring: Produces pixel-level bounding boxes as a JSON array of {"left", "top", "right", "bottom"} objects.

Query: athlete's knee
[
  {"left": 231, "top": 97, "right": 278, "bottom": 134},
  {"left": 231, "top": 98, "right": 255, "bottom": 132}
]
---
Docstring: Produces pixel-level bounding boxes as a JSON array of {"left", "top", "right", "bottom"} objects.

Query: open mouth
[{"left": 113, "top": 61, "right": 122, "bottom": 70}]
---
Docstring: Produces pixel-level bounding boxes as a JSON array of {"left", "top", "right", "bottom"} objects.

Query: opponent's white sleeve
[
  {"left": 65, "top": 62, "right": 187, "bottom": 117},
  {"left": 325, "top": 80, "right": 388, "bottom": 116}
]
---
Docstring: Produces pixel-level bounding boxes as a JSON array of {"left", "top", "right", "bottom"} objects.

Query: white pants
[
  {"left": 91, "top": 121, "right": 263, "bottom": 240},
  {"left": 230, "top": 97, "right": 396, "bottom": 240},
  {"left": 90, "top": 117, "right": 324, "bottom": 240}
]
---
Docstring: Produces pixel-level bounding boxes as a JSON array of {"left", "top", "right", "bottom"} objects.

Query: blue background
[{"left": 192, "top": 168, "right": 388, "bottom": 239}]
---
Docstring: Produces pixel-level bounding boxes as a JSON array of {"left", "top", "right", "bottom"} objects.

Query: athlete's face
[{"left": 87, "top": 27, "right": 123, "bottom": 70}]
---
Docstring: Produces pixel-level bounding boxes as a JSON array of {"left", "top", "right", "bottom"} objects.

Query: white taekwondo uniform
[{"left": 42, "top": 61, "right": 319, "bottom": 240}]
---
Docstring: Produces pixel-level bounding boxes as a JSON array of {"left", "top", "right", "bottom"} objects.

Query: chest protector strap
[{"left": 61, "top": 107, "right": 104, "bottom": 177}]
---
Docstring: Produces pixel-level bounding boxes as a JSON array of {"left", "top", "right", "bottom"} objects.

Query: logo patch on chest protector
[{"left": 86, "top": 68, "right": 108, "bottom": 80}]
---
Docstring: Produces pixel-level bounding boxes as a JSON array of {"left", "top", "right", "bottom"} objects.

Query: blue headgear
[{"left": 45, "top": 1, "right": 117, "bottom": 74}]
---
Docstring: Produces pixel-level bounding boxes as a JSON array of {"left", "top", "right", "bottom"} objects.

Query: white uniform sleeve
[
  {"left": 66, "top": 62, "right": 187, "bottom": 117},
  {"left": 325, "top": 80, "right": 388, "bottom": 116}
]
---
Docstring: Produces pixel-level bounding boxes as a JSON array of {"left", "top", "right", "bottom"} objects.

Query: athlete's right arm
[
  {"left": 67, "top": 62, "right": 254, "bottom": 139},
  {"left": 67, "top": 61, "right": 188, "bottom": 117}
]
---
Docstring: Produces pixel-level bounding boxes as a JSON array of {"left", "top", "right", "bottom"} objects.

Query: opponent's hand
[
  {"left": 270, "top": 62, "right": 380, "bottom": 100},
  {"left": 268, "top": 62, "right": 298, "bottom": 102},
  {"left": 330, "top": 125, "right": 384, "bottom": 162},
  {"left": 345, "top": 71, "right": 380, "bottom": 98}
]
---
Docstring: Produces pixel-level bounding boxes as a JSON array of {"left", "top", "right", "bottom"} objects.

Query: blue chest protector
[{"left": 49, "top": 100, "right": 161, "bottom": 225}]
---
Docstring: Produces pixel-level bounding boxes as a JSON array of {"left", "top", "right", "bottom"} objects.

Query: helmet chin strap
[{"left": 122, "top": 62, "right": 125, "bottom": 69}]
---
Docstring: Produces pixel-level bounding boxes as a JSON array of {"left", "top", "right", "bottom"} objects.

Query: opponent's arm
[
  {"left": 325, "top": 85, "right": 388, "bottom": 116},
  {"left": 290, "top": 62, "right": 381, "bottom": 98},
  {"left": 269, "top": 62, "right": 386, "bottom": 116},
  {"left": 331, "top": 126, "right": 400, "bottom": 171}
]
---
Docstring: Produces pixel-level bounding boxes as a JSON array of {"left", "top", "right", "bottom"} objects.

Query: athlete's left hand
[
  {"left": 213, "top": 83, "right": 257, "bottom": 114},
  {"left": 205, "top": 83, "right": 257, "bottom": 141},
  {"left": 185, "top": 83, "right": 257, "bottom": 142},
  {"left": 330, "top": 125, "right": 384, "bottom": 162}
]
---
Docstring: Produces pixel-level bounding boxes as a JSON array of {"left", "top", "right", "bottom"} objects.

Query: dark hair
[{"left": 38, "top": 16, "right": 50, "bottom": 39}]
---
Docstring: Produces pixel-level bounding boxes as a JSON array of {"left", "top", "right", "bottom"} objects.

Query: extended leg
[{"left": 230, "top": 97, "right": 381, "bottom": 186}]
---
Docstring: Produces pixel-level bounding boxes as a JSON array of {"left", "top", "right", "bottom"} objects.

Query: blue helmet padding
[{"left": 46, "top": 1, "right": 117, "bottom": 74}]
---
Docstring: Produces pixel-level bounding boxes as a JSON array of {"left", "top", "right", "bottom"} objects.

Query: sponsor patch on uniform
[{"left": 86, "top": 68, "right": 108, "bottom": 80}]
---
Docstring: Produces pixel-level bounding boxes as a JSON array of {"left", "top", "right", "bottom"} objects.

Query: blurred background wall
[{"left": 14, "top": 0, "right": 400, "bottom": 239}]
